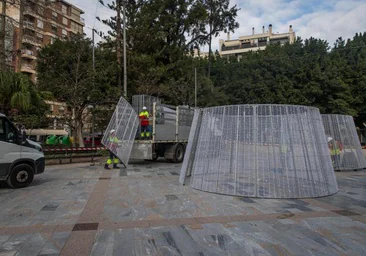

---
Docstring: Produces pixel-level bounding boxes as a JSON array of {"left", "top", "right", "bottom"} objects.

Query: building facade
[
  {"left": 1, "top": 0, "right": 84, "bottom": 81},
  {"left": 219, "top": 24, "right": 295, "bottom": 60}
]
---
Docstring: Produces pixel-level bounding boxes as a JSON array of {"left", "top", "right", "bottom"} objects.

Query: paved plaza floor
[{"left": 0, "top": 160, "right": 365, "bottom": 256}]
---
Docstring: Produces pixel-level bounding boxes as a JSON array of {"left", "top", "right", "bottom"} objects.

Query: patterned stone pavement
[{"left": 0, "top": 160, "right": 365, "bottom": 256}]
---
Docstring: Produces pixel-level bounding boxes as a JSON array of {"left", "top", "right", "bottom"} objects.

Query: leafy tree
[
  {"left": 37, "top": 36, "right": 96, "bottom": 147},
  {"left": 0, "top": 71, "right": 31, "bottom": 115},
  {"left": 202, "top": 0, "right": 239, "bottom": 77}
]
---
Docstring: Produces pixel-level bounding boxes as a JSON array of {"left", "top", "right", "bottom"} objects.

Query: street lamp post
[
  {"left": 92, "top": 28, "right": 95, "bottom": 147},
  {"left": 122, "top": 0, "right": 127, "bottom": 98}
]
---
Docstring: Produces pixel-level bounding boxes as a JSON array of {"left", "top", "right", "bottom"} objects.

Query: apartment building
[
  {"left": 1, "top": 0, "right": 85, "bottom": 81},
  {"left": 219, "top": 24, "right": 295, "bottom": 60}
]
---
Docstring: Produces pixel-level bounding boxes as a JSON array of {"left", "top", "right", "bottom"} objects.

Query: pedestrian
[
  {"left": 327, "top": 137, "right": 342, "bottom": 170},
  {"left": 105, "top": 129, "right": 119, "bottom": 169},
  {"left": 139, "top": 106, "right": 150, "bottom": 139}
]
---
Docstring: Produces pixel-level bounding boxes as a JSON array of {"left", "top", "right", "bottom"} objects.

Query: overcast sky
[{"left": 71, "top": 0, "right": 366, "bottom": 50}]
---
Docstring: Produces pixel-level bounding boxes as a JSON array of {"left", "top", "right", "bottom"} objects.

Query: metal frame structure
[
  {"left": 180, "top": 104, "right": 338, "bottom": 198},
  {"left": 102, "top": 97, "right": 139, "bottom": 167},
  {"left": 322, "top": 114, "right": 366, "bottom": 171}
]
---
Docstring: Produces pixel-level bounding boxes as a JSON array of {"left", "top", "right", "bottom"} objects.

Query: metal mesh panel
[
  {"left": 102, "top": 97, "right": 139, "bottom": 166},
  {"left": 322, "top": 114, "right": 366, "bottom": 171},
  {"left": 178, "top": 106, "right": 195, "bottom": 140},
  {"left": 132, "top": 95, "right": 160, "bottom": 115},
  {"left": 179, "top": 109, "right": 202, "bottom": 185},
  {"left": 183, "top": 105, "right": 338, "bottom": 198}
]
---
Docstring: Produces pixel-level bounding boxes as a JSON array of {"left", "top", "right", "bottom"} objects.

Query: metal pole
[
  {"left": 194, "top": 67, "right": 197, "bottom": 107},
  {"left": 0, "top": 0, "right": 6, "bottom": 70},
  {"left": 92, "top": 29, "right": 95, "bottom": 147},
  {"left": 122, "top": 0, "right": 127, "bottom": 98}
]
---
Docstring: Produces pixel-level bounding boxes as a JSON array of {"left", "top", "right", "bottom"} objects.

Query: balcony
[
  {"left": 21, "top": 49, "right": 37, "bottom": 60},
  {"left": 23, "top": 34, "right": 36, "bottom": 44},
  {"left": 21, "top": 64, "right": 36, "bottom": 74},
  {"left": 23, "top": 21, "right": 35, "bottom": 30},
  {"left": 24, "top": 7, "right": 37, "bottom": 17}
]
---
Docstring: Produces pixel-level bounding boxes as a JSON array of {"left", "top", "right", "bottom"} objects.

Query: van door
[{"left": 0, "top": 117, "right": 21, "bottom": 178}]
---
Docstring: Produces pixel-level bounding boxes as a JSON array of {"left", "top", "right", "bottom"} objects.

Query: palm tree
[{"left": 0, "top": 71, "right": 31, "bottom": 115}]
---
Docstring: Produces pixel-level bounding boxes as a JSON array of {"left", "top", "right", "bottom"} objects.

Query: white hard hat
[
  {"left": 143, "top": 106, "right": 147, "bottom": 110},
  {"left": 327, "top": 137, "right": 333, "bottom": 142},
  {"left": 110, "top": 129, "right": 116, "bottom": 134}
]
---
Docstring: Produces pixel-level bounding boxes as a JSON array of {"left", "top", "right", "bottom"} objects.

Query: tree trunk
[
  {"left": 116, "top": 0, "right": 122, "bottom": 93},
  {"left": 72, "top": 108, "right": 77, "bottom": 147},
  {"left": 77, "top": 119, "right": 84, "bottom": 147},
  {"left": 0, "top": 0, "right": 6, "bottom": 70},
  {"left": 15, "top": 0, "right": 24, "bottom": 72}
]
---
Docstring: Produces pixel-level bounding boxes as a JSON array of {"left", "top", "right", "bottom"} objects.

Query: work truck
[{"left": 102, "top": 95, "right": 194, "bottom": 166}]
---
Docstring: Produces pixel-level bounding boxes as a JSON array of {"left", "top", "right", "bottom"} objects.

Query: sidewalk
[{"left": 0, "top": 160, "right": 365, "bottom": 256}]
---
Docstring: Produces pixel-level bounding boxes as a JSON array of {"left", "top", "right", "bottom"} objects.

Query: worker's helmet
[
  {"left": 110, "top": 129, "right": 116, "bottom": 134},
  {"left": 143, "top": 106, "right": 147, "bottom": 110},
  {"left": 327, "top": 137, "right": 333, "bottom": 142}
]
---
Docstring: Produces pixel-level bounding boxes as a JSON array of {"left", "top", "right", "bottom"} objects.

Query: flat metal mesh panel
[
  {"left": 179, "top": 109, "right": 202, "bottom": 185},
  {"left": 322, "top": 114, "right": 366, "bottom": 170},
  {"left": 178, "top": 106, "right": 195, "bottom": 140},
  {"left": 155, "top": 104, "right": 177, "bottom": 140},
  {"left": 102, "top": 97, "right": 139, "bottom": 166},
  {"left": 186, "top": 105, "right": 338, "bottom": 198},
  {"left": 132, "top": 95, "right": 160, "bottom": 116}
]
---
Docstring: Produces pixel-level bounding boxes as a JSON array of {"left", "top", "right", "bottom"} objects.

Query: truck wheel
[
  {"left": 7, "top": 164, "right": 34, "bottom": 188},
  {"left": 173, "top": 144, "right": 185, "bottom": 163}
]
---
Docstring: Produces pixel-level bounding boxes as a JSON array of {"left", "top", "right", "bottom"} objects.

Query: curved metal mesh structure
[
  {"left": 180, "top": 105, "right": 338, "bottom": 198},
  {"left": 322, "top": 114, "right": 366, "bottom": 171},
  {"left": 102, "top": 97, "right": 139, "bottom": 166}
]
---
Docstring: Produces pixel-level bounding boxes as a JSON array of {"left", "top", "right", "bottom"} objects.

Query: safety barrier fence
[{"left": 43, "top": 147, "right": 107, "bottom": 164}]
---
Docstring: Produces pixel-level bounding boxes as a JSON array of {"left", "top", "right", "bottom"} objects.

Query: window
[
  {"left": 37, "top": 20, "right": 43, "bottom": 29},
  {"left": 38, "top": 6, "right": 44, "bottom": 16},
  {"left": 36, "top": 33, "right": 43, "bottom": 43},
  {"left": 51, "top": 24, "right": 57, "bottom": 35},
  {"left": 62, "top": 17, "right": 68, "bottom": 26},
  {"left": 0, "top": 118, "right": 5, "bottom": 141},
  {"left": 62, "top": 4, "right": 68, "bottom": 15},
  {"left": 0, "top": 118, "right": 18, "bottom": 143},
  {"left": 62, "top": 29, "right": 67, "bottom": 37},
  {"left": 52, "top": 11, "right": 57, "bottom": 21}
]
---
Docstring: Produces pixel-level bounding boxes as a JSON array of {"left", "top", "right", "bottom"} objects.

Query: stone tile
[
  {"left": 0, "top": 236, "right": 11, "bottom": 247},
  {"left": 14, "top": 233, "right": 48, "bottom": 256},
  {"left": 0, "top": 251, "right": 17, "bottom": 256},
  {"left": 165, "top": 195, "right": 179, "bottom": 201},
  {"left": 90, "top": 230, "right": 114, "bottom": 256},
  {"left": 41, "top": 204, "right": 59, "bottom": 212}
]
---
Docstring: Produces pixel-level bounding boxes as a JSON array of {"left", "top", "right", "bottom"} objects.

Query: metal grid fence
[
  {"left": 132, "top": 95, "right": 160, "bottom": 116},
  {"left": 102, "top": 97, "right": 139, "bottom": 166},
  {"left": 180, "top": 104, "right": 338, "bottom": 198},
  {"left": 322, "top": 114, "right": 366, "bottom": 171}
]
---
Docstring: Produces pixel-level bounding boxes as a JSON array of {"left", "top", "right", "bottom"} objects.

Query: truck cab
[{"left": 0, "top": 113, "right": 45, "bottom": 188}]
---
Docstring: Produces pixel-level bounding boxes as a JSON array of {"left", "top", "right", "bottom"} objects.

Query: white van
[{"left": 0, "top": 113, "right": 45, "bottom": 188}]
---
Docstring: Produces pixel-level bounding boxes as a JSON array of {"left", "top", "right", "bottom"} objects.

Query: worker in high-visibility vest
[
  {"left": 327, "top": 137, "right": 342, "bottom": 169},
  {"left": 139, "top": 106, "right": 150, "bottom": 139},
  {"left": 105, "top": 129, "right": 119, "bottom": 169}
]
